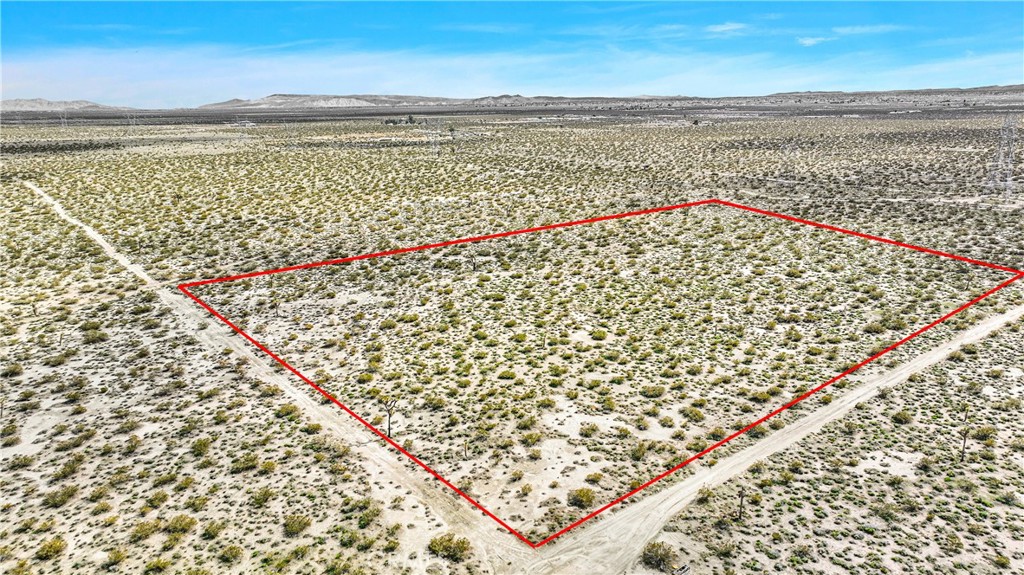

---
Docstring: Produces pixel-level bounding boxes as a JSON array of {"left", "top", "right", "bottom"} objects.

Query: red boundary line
[{"left": 178, "top": 199, "right": 1024, "bottom": 549}]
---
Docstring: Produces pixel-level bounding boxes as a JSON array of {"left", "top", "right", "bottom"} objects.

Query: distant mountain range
[
  {"left": 0, "top": 98, "right": 131, "bottom": 112},
  {"left": 3, "top": 85, "right": 1021, "bottom": 111}
]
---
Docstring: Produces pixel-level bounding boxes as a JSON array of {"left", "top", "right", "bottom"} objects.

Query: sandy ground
[
  {"left": 23, "top": 177, "right": 1024, "bottom": 574},
  {"left": 22, "top": 179, "right": 525, "bottom": 569}
]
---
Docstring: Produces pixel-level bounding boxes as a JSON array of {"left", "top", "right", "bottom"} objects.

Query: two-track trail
[
  {"left": 502, "top": 296, "right": 1024, "bottom": 574},
  {"left": 22, "top": 180, "right": 525, "bottom": 568},
  {"left": 26, "top": 179, "right": 1023, "bottom": 574}
]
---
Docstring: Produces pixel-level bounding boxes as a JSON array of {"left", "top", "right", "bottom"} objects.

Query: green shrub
[
  {"left": 202, "top": 521, "right": 227, "bottom": 540},
  {"left": 42, "top": 485, "right": 79, "bottom": 508},
  {"left": 164, "top": 515, "right": 197, "bottom": 533},
  {"left": 567, "top": 487, "right": 595, "bottom": 508},
  {"left": 230, "top": 452, "right": 259, "bottom": 473},
  {"left": 640, "top": 385, "right": 665, "bottom": 398},
  {"left": 0, "top": 363, "right": 24, "bottom": 377},
  {"left": 131, "top": 519, "right": 162, "bottom": 541},
  {"left": 521, "top": 432, "right": 542, "bottom": 446},
  {"left": 428, "top": 533, "right": 471, "bottom": 562},
  {"left": 283, "top": 514, "right": 311, "bottom": 537},
  {"left": 892, "top": 410, "right": 913, "bottom": 425},
  {"left": 219, "top": 545, "right": 243, "bottom": 563},
  {"left": 641, "top": 541, "right": 678, "bottom": 572},
  {"left": 143, "top": 558, "right": 172, "bottom": 573},
  {"left": 191, "top": 437, "right": 212, "bottom": 456},
  {"left": 35, "top": 536, "right": 67, "bottom": 560},
  {"left": 83, "top": 330, "right": 109, "bottom": 344}
]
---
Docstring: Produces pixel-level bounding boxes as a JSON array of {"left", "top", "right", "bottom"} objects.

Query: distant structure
[{"left": 228, "top": 116, "right": 257, "bottom": 128}]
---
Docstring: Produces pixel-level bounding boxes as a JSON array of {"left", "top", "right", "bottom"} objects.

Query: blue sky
[{"left": 2, "top": 2, "right": 1022, "bottom": 108}]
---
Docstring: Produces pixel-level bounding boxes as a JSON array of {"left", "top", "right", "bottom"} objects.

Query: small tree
[{"left": 379, "top": 394, "right": 401, "bottom": 437}]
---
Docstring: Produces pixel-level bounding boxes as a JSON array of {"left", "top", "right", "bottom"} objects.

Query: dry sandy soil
[{"left": 1, "top": 99, "right": 1022, "bottom": 574}]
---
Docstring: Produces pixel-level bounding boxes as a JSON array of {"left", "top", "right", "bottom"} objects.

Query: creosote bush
[{"left": 428, "top": 532, "right": 471, "bottom": 562}]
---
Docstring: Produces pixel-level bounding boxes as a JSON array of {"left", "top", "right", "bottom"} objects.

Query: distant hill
[
  {"left": 196, "top": 86, "right": 1024, "bottom": 110},
  {"left": 5, "top": 85, "right": 1021, "bottom": 113},
  {"left": 198, "top": 94, "right": 469, "bottom": 109},
  {"left": 0, "top": 98, "right": 131, "bottom": 112}
]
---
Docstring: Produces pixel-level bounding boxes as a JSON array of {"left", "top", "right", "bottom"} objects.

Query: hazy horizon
[{"left": 2, "top": 1, "right": 1023, "bottom": 109}]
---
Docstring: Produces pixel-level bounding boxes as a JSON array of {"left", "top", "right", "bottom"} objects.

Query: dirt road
[
  {"left": 26, "top": 179, "right": 1023, "bottom": 574},
  {"left": 500, "top": 295, "right": 1024, "bottom": 575},
  {"left": 23, "top": 180, "right": 524, "bottom": 569}
]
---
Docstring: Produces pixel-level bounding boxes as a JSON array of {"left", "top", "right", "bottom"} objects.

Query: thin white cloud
[
  {"left": 797, "top": 37, "right": 835, "bottom": 47},
  {"left": 560, "top": 24, "right": 689, "bottom": 40},
  {"left": 436, "top": 23, "right": 526, "bottom": 34},
  {"left": 61, "top": 23, "right": 137, "bottom": 32},
  {"left": 705, "top": 22, "right": 747, "bottom": 34},
  {"left": 833, "top": 24, "right": 907, "bottom": 35}
]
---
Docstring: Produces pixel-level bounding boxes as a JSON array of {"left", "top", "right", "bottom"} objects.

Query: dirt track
[
  {"left": 22, "top": 180, "right": 525, "bottom": 569},
  {"left": 498, "top": 291, "right": 1024, "bottom": 574},
  {"left": 26, "top": 179, "right": 1023, "bottom": 574}
]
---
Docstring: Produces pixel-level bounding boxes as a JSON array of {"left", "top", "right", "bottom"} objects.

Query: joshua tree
[
  {"left": 960, "top": 404, "right": 970, "bottom": 462},
  {"left": 736, "top": 485, "right": 747, "bottom": 520},
  {"left": 379, "top": 394, "right": 401, "bottom": 438}
]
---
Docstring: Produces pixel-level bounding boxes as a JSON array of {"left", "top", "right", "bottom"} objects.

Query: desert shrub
[
  {"left": 892, "top": 410, "right": 913, "bottom": 425},
  {"left": 640, "top": 385, "right": 665, "bottom": 398},
  {"left": 521, "top": 432, "right": 542, "bottom": 446},
  {"left": 630, "top": 441, "right": 649, "bottom": 461},
  {"left": 707, "top": 427, "right": 727, "bottom": 440},
  {"left": 219, "top": 545, "right": 243, "bottom": 563},
  {"left": 641, "top": 541, "right": 678, "bottom": 572},
  {"left": 873, "top": 503, "right": 900, "bottom": 522},
  {"left": 579, "top": 422, "right": 599, "bottom": 437},
  {"left": 202, "top": 521, "right": 226, "bottom": 540},
  {"left": 283, "top": 514, "right": 312, "bottom": 537},
  {"left": 0, "top": 363, "right": 24, "bottom": 377},
  {"left": 42, "top": 485, "right": 79, "bottom": 508},
  {"left": 708, "top": 540, "right": 737, "bottom": 557},
  {"left": 165, "top": 515, "right": 197, "bottom": 533},
  {"left": 230, "top": 452, "right": 259, "bottom": 473},
  {"left": 131, "top": 520, "right": 162, "bottom": 541},
  {"left": 567, "top": 487, "right": 595, "bottom": 508},
  {"left": 275, "top": 403, "right": 300, "bottom": 419},
  {"left": 251, "top": 487, "right": 275, "bottom": 507},
  {"left": 143, "top": 558, "right": 172, "bottom": 573},
  {"left": 191, "top": 437, "right": 212, "bottom": 456},
  {"left": 747, "top": 425, "right": 768, "bottom": 438},
  {"left": 971, "top": 425, "right": 998, "bottom": 440},
  {"left": 147, "top": 490, "right": 169, "bottom": 507},
  {"left": 358, "top": 506, "right": 381, "bottom": 528},
  {"left": 428, "top": 533, "right": 471, "bottom": 562},
  {"left": 35, "top": 537, "right": 66, "bottom": 560},
  {"left": 681, "top": 407, "right": 705, "bottom": 422},
  {"left": 696, "top": 486, "right": 715, "bottom": 503},
  {"left": 7, "top": 455, "right": 33, "bottom": 470},
  {"left": 83, "top": 329, "right": 109, "bottom": 344},
  {"left": 104, "top": 548, "right": 127, "bottom": 567}
]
